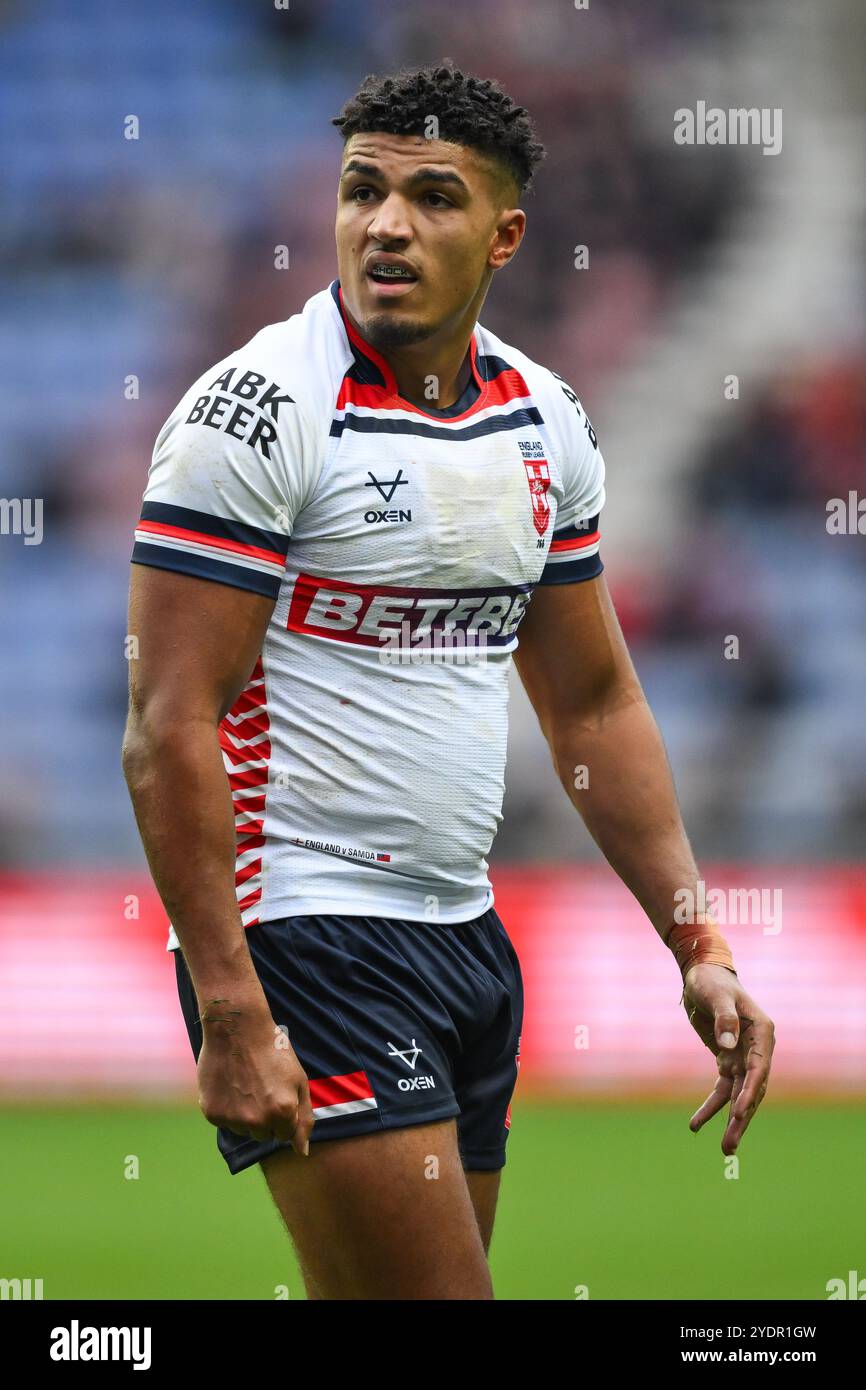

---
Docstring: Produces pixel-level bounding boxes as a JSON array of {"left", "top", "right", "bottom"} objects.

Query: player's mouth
[{"left": 364, "top": 253, "right": 419, "bottom": 298}]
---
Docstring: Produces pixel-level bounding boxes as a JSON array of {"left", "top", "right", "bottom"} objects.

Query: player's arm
[
  {"left": 519, "top": 370, "right": 773, "bottom": 1150},
  {"left": 122, "top": 355, "right": 319, "bottom": 1153},
  {"left": 514, "top": 573, "right": 775, "bottom": 1153},
  {"left": 122, "top": 565, "right": 313, "bottom": 1154},
  {"left": 515, "top": 572, "right": 709, "bottom": 940}
]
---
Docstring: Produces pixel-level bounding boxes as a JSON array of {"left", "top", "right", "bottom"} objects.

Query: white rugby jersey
[{"left": 132, "top": 281, "right": 605, "bottom": 947}]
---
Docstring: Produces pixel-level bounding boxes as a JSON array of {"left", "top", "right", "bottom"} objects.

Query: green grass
[{"left": 1, "top": 1101, "right": 862, "bottom": 1300}]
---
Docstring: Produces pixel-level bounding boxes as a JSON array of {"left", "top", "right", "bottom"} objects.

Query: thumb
[
  {"left": 294, "top": 1078, "right": 315, "bottom": 1158},
  {"left": 715, "top": 1002, "right": 739, "bottom": 1051}
]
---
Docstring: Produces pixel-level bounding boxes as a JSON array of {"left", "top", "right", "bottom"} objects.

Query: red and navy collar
[{"left": 329, "top": 279, "right": 489, "bottom": 421}]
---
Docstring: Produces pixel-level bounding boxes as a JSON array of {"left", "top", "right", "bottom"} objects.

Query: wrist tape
[{"left": 666, "top": 920, "right": 736, "bottom": 981}]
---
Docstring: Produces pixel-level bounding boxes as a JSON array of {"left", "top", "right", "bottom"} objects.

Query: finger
[
  {"left": 291, "top": 1078, "right": 315, "bottom": 1157},
  {"left": 722, "top": 1080, "right": 754, "bottom": 1154},
  {"left": 689, "top": 1074, "right": 733, "bottom": 1131},
  {"left": 732, "top": 1016, "right": 774, "bottom": 1117},
  {"left": 270, "top": 1119, "right": 300, "bottom": 1146},
  {"left": 714, "top": 1000, "right": 740, "bottom": 1051},
  {"left": 722, "top": 1046, "right": 773, "bottom": 1152},
  {"left": 734, "top": 1071, "right": 770, "bottom": 1126},
  {"left": 255, "top": 1087, "right": 312, "bottom": 1155},
  {"left": 267, "top": 1093, "right": 310, "bottom": 1155},
  {"left": 720, "top": 1071, "right": 747, "bottom": 1153},
  {"left": 723, "top": 1093, "right": 763, "bottom": 1154},
  {"left": 248, "top": 1123, "right": 277, "bottom": 1143}
]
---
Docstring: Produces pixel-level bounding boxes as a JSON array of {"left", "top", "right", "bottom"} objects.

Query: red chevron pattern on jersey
[{"left": 218, "top": 656, "right": 270, "bottom": 925}]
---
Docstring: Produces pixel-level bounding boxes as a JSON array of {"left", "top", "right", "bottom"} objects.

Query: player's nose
[{"left": 365, "top": 193, "right": 413, "bottom": 245}]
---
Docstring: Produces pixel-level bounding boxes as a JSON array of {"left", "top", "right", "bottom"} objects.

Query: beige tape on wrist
[{"left": 666, "top": 920, "right": 737, "bottom": 982}]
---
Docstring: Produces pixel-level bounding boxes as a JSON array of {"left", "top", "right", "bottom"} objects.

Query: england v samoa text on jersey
[{"left": 132, "top": 281, "right": 606, "bottom": 944}]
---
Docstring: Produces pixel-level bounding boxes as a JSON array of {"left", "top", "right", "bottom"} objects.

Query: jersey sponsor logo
[
  {"left": 364, "top": 508, "right": 412, "bottom": 524},
  {"left": 286, "top": 572, "right": 533, "bottom": 648},
  {"left": 364, "top": 470, "right": 412, "bottom": 524},
  {"left": 185, "top": 366, "right": 294, "bottom": 460},
  {"left": 365, "top": 469, "right": 409, "bottom": 503}
]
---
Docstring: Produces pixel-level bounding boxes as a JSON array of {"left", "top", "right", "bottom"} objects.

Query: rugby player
[{"left": 122, "top": 61, "right": 775, "bottom": 1301}]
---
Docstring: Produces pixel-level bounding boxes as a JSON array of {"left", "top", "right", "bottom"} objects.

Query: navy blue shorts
[{"left": 174, "top": 907, "right": 524, "bottom": 1175}]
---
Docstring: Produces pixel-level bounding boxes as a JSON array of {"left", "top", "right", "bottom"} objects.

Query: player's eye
[
  {"left": 423, "top": 191, "right": 452, "bottom": 208},
  {"left": 350, "top": 185, "right": 377, "bottom": 203}
]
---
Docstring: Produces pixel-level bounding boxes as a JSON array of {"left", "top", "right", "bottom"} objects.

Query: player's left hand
[{"left": 681, "top": 964, "right": 775, "bottom": 1155}]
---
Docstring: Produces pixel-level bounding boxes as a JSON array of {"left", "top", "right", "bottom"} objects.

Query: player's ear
[{"left": 489, "top": 210, "right": 525, "bottom": 272}]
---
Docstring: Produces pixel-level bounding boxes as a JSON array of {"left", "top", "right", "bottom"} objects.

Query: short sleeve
[
  {"left": 132, "top": 359, "right": 315, "bottom": 600},
  {"left": 538, "top": 372, "right": 606, "bottom": 586}
]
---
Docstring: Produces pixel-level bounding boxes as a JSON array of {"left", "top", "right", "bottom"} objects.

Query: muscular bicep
[
  {"left": 127, "top": 565, "right": 276, "bottom": 727},
  {"left": 514, "top": 574, "right": 641, "bottom": 741}
]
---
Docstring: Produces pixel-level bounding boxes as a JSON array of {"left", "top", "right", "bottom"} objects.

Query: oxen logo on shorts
[
  {"left": 387, "top": 1038, "right": 422, "bottom": 1070},
  {"left": 387, "top": 1039, "right": 435, "bottom": 1091}
]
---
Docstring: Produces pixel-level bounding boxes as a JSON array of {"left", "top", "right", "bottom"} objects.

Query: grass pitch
[{"left": 1, "top": 1099, "right": 861, "bottom": 1300}]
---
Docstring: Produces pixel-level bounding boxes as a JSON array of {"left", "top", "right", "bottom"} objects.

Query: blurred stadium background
[{"left": 0, "top": 0, "right": 863, "bottom": 1299}]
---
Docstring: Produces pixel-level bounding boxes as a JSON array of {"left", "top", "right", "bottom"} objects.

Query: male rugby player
[{"left": 123, "top": 62, "right": 775, "bottom": 1301}]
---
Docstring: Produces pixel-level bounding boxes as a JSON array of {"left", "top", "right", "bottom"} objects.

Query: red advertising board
[{"left": 0, "top": 868, "right": 863, "bottom": 1097}]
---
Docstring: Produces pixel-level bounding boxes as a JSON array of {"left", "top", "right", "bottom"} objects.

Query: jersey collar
[{"left": 329, "top": 279, "right": 488, "bottom": 421}]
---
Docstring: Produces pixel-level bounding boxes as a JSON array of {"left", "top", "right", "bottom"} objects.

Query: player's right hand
[{"left": 195, "top": 1002, "right": 314, "bottom": 1157}]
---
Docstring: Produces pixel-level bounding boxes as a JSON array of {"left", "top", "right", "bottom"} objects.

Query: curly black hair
[{"left": 332, "top": 60, "right": 546, "bottom": 197}]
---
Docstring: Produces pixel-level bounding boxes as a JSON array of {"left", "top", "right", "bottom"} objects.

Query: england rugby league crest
[{"left": 519, "top": 442, "right": 551, "bottom": 536}]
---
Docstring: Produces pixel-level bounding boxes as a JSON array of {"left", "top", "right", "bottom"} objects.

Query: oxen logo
[
  {"left": 387, "top": 1039, "right": 422, "bottom": 1070},
  {"left": 364, "top": 469, "right": 412, "bottom": 524},
  {"left": 365, "top": 469, "right": 409, "bottom": 503}
]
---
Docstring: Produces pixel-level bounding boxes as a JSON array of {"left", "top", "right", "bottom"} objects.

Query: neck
[
  {"left": 339, "top": 288, "right": 485, "bottom": 410},
  {"left": 383, "top": 338, "right": 475, "bottom": 410}
]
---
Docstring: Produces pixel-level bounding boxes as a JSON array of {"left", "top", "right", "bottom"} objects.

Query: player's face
[{"left": 335, "top": 132, "right": 524, "bottom": 350}]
